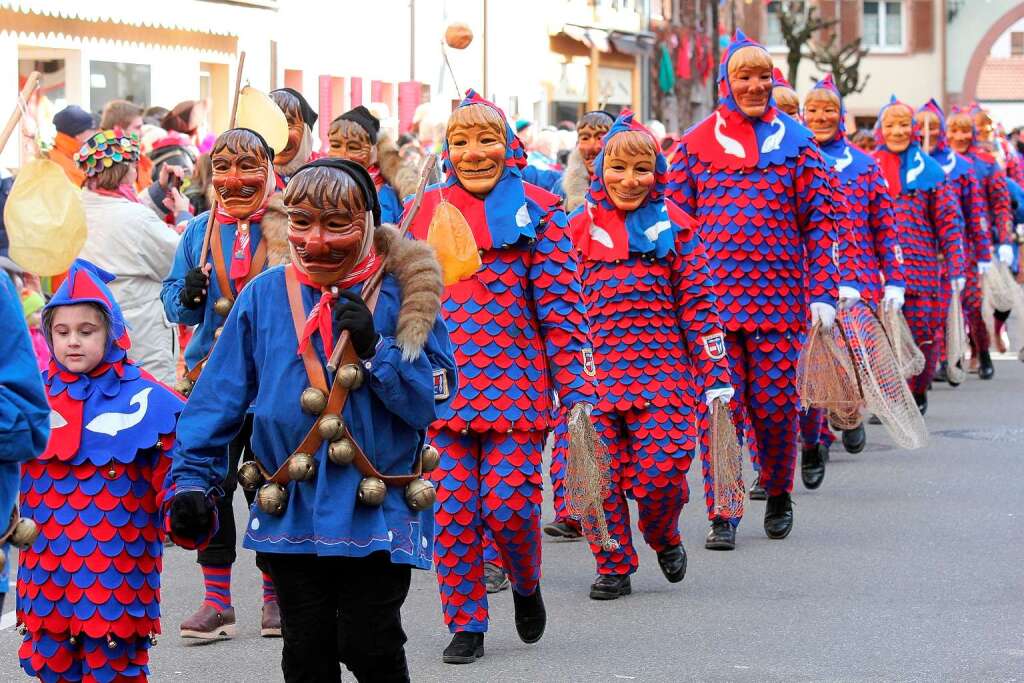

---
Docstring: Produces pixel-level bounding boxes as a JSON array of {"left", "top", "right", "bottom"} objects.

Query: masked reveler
[
  {"left": 166, "top": 157, "right": 456, "bottom": 681},
  {"left": 668, "top": 31, "right": 838, "bottom": 547},
  {"left": 916, "top": 100, "right": 994, "bottom": 380},
  {"left": 872, "top": 96, "right": 965, "bottom": 414},
  {"left": 18, "top": 260, "right": 183, "bottom": 682},
  {"left": 771, "top": 68, "right": 800, "bottom": 118},
  {"left": 327, "top": 106, "right": 406, "bottom": 225},
  {"left": 801, "top": 75, "right": 905, "bottom": 459},
  {"left": 270, "top": 88, "right": 319, "bottom": 189},
  {"left": 161, "top": 128, "right": 289, "bottom": 640},
  {"left": 568, "top": 111, "right": 732, "bottom": 599},
  {"left": 406, "top": 90, "right": 596, "bottom": 664}
]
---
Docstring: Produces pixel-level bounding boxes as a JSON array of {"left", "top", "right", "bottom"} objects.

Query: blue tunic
[
  {"left": 170, "top": 266, "right": 457, "bottom": 568},
  {"left": 378, "top": 184, "right": 403, "bottom": 225}
]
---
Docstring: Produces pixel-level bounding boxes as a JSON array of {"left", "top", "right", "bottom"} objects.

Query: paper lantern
[
  {"left": 445, "top": 22, "right": 474, "bottom": 50},
  {"left": 235, "top": 85, "right": 290, "bottom": 156},
  {"left": 5, "top": 159, "right": 86, "bottom": 276}
]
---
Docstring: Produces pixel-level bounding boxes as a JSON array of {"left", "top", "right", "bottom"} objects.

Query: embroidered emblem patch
[
  {"left": 432, "top": 368, "right": 450, "bottom": 401},
  {"left": 894, "top": 244, "right": 905, "bottom": 265},
  {"left": 702, "top": 333, "right": 726, "bottom": 360},
  {"left": 581, "top": 347, "right": 596, "bottom": 377},
  {"left": 831, "top": 241, "right": 840, "bottom": 267}
]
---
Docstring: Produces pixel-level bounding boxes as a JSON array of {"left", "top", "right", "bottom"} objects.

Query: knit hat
[
  {"left": 336, "top": 106, "right": 380, "bottom": 144},
  {"left": 74, "top": 128, "right": 140, "bottom": 176}
]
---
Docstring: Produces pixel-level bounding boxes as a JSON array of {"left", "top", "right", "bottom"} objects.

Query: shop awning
[{"left": 559, "top": 23, "right": 655, "bottom": 57}]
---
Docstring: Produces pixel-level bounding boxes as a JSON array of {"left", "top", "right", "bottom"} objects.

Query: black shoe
[
  {"left": 868, "top": 414, "right": 882, "bottom": 425},
  {"left": 443, "top": 632, "right": 484, "bottom": 664},
  {"left": 704, "top": 518, "right": 736, "bottom": 551},
  {"left": 656, "top": 544, "right": 687, "bottom": 583},
  {"left": 842, "top": 424, "right": 866, "bottom": 454},
  {"left": 542, "top": 520, "right": 582, "bottom": 540},
  {"left": 512, "top": 588, "right": 546, "bottom": 643},
  {"left": 913, "top": 392, "right": 928, "bottom": 415},
  {"left": 933, "top": 361, "right": 949, "bottom": 383},
  {"left": 589, "top": 574, "right": 632, "bottom": 600},
  {"left": 764, "top": 493, "right": 793, "bottom": 539},
  {"left": 748, "top": 481, "right": 767, "bottom": 500},
  {"left": 978, "top": 351, "right": 995, "bottom": 380},
  {"left": 801, "top": 443, "right": 827, "bottom": 490},
  {"left": 483, "top": 561, "right": 509, "bottom": 594}
]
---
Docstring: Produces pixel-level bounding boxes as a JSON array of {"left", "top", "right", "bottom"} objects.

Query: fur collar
[
  {"left": 377, "top": 132, "right": 403, "bottom": 190},
  {"left": 562, "top": 148, "right": 590, "bottom": 214},
  {"left": 263, "top": 193, "right": 291, "bottom": 267},
  {"left": 373, "top": 224, "right": 443, "bottom": 360}
]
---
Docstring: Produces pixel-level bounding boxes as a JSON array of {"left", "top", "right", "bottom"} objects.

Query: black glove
[
  {"left": 333, "top": 289, "right": 378, "bottom": 359},
  {"left": 180, "top": 267, "right": 209, "bottom": 309},
  {"left": 169, "top": 491, "right": 214, "bottom": 540}
]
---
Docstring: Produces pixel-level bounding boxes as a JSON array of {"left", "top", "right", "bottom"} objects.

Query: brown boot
[
  {"left": 261, "top": 601, "right": 282, "bottom": 638},
  {"left": 180, "top": 603, "right": 236, "bottom": 640}
]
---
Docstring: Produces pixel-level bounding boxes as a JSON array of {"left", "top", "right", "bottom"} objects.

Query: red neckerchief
[
  {"left": 292, "top": 249, "right": 382, "bottom": 355},
  {"left": 93, "top": 184, "right": 140, "bottom": 203},
  {"left": 215, "top": 205, "right": 268, "bottom": 290},
  {"left": 367, "top": 164, "right": 386, "bottom": 190}
]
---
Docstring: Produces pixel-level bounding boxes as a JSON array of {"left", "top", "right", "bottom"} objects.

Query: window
[
  {"left": 89, "top": 61, "right": 150, "bottom": 115},
  {"left": 1012, "top": 32, "right": 1024, "bottom": 57},
  {"left": 764, "top": 1, "right": 785, "bottom": 49},
  {"left": 863, "top": 1, "right": 904, "bottom": 50}
]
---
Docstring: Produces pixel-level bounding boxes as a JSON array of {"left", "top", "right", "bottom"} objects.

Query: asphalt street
[{"left": 2, "top": 359, "right": 1023, "bottom": 682}]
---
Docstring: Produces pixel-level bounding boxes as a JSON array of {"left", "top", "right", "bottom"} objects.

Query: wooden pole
[
  {"left": 0, "top": 71, "right": 40, "bottom": 155},
  {"left": 229, "top": 51, "right": 246, "bottom": 129}
]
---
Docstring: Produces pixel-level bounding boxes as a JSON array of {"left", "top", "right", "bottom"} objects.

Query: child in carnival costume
[
  {"left": 17, "top": 260, "right": 183, "bottom": 682},
  {"left": 568, "top": 111, "right": 733, "bottom": 600},
  {"left": 668, "top": 31, "right": 839, "bottom": 548},
  {"left": 916, "top": 100, "right": 994, "bottom": 381},
  {"left": 160, "top": 128, "right": 288, "bottom": 640},
  {"left": 405, "top": 90, "right": 597, "bottom": 664},
  {"left": 871, "top": 96, "right": 965, "bottom": 414},
  {"left": 166, "top": 158, "right": 457, "bottom": 681}
]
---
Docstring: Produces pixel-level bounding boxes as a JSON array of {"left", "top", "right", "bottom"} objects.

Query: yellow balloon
[
  {"left": 235, "top": 86, "right": 290, "bottom": 155},
  {"left": 5, "top": 159, "right": 86, "bottom": 276}
]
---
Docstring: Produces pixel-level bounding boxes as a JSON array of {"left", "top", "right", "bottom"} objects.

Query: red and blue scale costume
[
  {"left": 872, "top": 97, "right": 965, "bottom": 397},
  {"left": 18, "top": 260, "right": 183, "bottom": 683},
  {"left": 952, "top": 105, "right": 1015, "bottom": 249},
  {"left": 668, "top": 32, "right": 838, "bottom": 502},
  {"left": 406, "top": 91, "right": 597, "bottom": 633},
  {"left": 568, "top": 112, "right": 731, "bottom": 574}
]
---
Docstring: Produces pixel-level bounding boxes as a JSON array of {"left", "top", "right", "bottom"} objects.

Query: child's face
[
  {"left": 50, "top": 304, "right": 107, "bottom": 373},
  {"left": 26, "top": 310, "right": 41, "bottom": 328}
]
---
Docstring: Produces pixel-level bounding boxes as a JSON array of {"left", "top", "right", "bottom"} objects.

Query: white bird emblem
[
  {"left": 49, "top": 410, "right": 67, "bottom": 429},
  {"left": 515, "top": 204, "right": 531, "bottom": 228},
  {"left": 590, "top": 226, "right": 614, "bottom": 249},
  {"left": 760, "top": 117, "right": 786, "bottom": 154},
  {"left": 906, "top": 150, "right": 926, "bottom": 185},
  {"left": 714, "top": 111, "right": 746, "bottom": 159},
  {"left": 644, "top": 220, "right": 672, "bottom": 242},
  {"left": 85, "top": 387, "right": 152, "bottom": 437},
  {"left": 834, "top": 147, "right": 853, "bottom": 173},
  {"left": 941, "top": 151, "right": 956, "bottom": 175}
]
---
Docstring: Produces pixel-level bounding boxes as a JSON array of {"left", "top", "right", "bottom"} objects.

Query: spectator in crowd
[
  {"left": 143, "top": 105, "right": 169, "bottom": 127},
  {"left": 101, "top": 99, "right": 152, "bottom": 190},
  {"left": 186, "top": 152, "right": 213, "bottom": 215},
  {"left": 75, "top": 128, "right": 182, "bottom": 384},
  {"left": 47, "top": 105, "right": 97, "bottom": 187},
  {"left": 20, "top": 289, "right": 49, "bottom": 371},
  {"left": 527, "top": 126, "right": 563, "bottom": 171}
]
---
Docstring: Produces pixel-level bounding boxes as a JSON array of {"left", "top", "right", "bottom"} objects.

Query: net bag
[
  {"left": 880, "top": 306, "right": 925, "bottom": 379},
  {"left": 837, "top": 303, "right": 928, "bottom": 449},
  {"left": 796, "top": 321, "right": 862, "bottom": 429},
  {"left": 982, "top": 261, "right": 1020, "bottom": 313},
  {"left": 709, "top": 399, "right": 745, "bottom": 521},
  {"left": 945, "top": 292, "right": 968, "bottom": 385},
  {"left": 564, "top": 404, "right": 617, "bottom": 550}
]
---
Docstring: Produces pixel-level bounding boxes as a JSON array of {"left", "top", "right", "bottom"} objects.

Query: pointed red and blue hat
[{"left": 872, "top": 95, "right": 946, "bottom": 196}]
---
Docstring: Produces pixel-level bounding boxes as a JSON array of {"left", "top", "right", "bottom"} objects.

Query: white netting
[
  {"left": 945, "top": 292, "right": 968, "bottom": 385},
  {"left": 982, "top": 261, "right": 1021, "bottom": 312},
  {"left": 564, "top": 404, "right": 617, "bottom": 550},
  {"left": 709, "top": 399, "right": 744, "bottom": 521},
  {"left": 797, "top": 321, "right": 862, "bottom": 429},
  {"left": 880, "top": 306, "right": 926, "bottom": 379},
  {"left": 836, "top": 303, "right": 928, "bottom": 449}
]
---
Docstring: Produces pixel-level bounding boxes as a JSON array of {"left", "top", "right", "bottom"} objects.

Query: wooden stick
[
  {"left": 196, "top": 203, "right": 218, "bottom": 276},
  {"left": 229, "top": 51, "right": 246, "bottom": 128},
  {"left": 0, "top": 72, "right": 40, "bottom": 155},
  {"left": 398, "top": 154, "right": 436, "bottom": 234}
]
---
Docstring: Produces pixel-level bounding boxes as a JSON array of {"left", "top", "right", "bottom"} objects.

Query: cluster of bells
[
  {"left": 236, "top": 364, "right": 441, "bottom": 516},
  {"left": 174, "top": 297, "right": 232, "bottom": 396},
  {"left": 0, "top": 517, "right": 40, "bottom": 572},
  {"left": 14, "top": 626, "right": 155, "bottom": 648}
]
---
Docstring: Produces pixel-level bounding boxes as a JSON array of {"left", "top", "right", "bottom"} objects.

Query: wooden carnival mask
[
  {"left": 728, "top": 46, "right": 773, "bottom": 118},
  {"left": 881, "top": 105, "right": 914, "bottom": 153},
  {"left": 974, "top": 111, "right": 995, "bottom": 143},
  {"left": 327, "top": 119, "right": 374, "bottom": 168},
  {"left": 602, "top": 132, "right": 657, "bottom": 212},
  {"left": 446, "top": 104, "right": 507, "bottom": 196},
  {"left": 211, "top": 130, "right": 271, "bottom": 220},
  {"left": 803, "top": 91, "right": 841, "bottom": 144},
  {"left": 914, "top": 110, "right": 941, "bottom": 154},
  {"left": 947, "top": 114, "right": 974, "bottom": 154},
  {"left": 577, "top": 124, "right": 610, "bottom": 175}
]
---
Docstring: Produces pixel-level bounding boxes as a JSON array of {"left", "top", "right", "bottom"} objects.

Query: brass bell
[
  {"left": 9, "top": 517, "right": 39, "bottom": 550},
  {"left": 175, "top": 377, "right": 193, "bottom": 396},
  {"left": 149, "top": 633, "right": 158, "bottom": 646},
  {"left": 420, "top": 445, "right": 440, "bottom": 473},
  {"left": 107, "top": 637, "right": 117, "bottom": 650},
  {"left": 337, "top": 363, "right": 364, "bottom": 390},
  {"left": 213, "top": 296, "right": 233, "bottom": 317},
  {"left": 404, "top": 478, "right": 436, "bottom": 511},
  {"left": 256, "top": 483, "right": 289, "bottom": 516},
  {"left": 317, "top": 414, "right": 344, "bottom": 441},
  {"left": 287, "top": 452, "right": 316, "bottom": 481},
  {"left": 237, "top": 460, "right": 265, "bottom": 492},
  {"left": 357, "top": 476, "right": 387, "bottom": 506},
  {"left": 328, "top": 438, "right": 356, "bottom": 466},
  {"left": 300, "top": 387, "right": 328, "bottom": 415},
  {"left": 214, "top": 326, "right": 223, "bottom": 340}
]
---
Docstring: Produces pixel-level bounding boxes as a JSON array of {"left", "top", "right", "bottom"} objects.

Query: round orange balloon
[{"left": 445, "top": 22, "right": 474, "bottom": 50}]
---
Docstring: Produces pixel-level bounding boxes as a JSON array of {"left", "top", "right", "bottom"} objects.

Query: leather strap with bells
[
  {"left": 184, "top": 216, "right": 269, "bottom": 385},
  {"left": 271, "top": 265, "right": 422, "bottom": 487}
]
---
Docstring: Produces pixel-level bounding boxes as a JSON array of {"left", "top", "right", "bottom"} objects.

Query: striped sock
[
  {"left": 261, "top": 572, "right": 277, "bottom": 605},
  {"left": 202, "top": 564, "right": 232, "bottom": 611}
]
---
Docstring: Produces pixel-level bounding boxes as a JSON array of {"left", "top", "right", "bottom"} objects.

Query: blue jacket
[
  {"left": 379, "top": 184, "right": 403, "bottom": 225},
  {"left": 171, "top": 250, "right": 456, "bottom": 568},
  {"left": 0, "top": 272, "right": 50, "bottom": 522},
  {"left": 161, "top": 211, "right": 272, "bottom": 371}
]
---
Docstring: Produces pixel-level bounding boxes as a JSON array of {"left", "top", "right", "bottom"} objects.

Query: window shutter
[
  {"left": 742, "top": 2, "right": 762, "bottom": 42},
  {"left": 910, "top": 0, "right": 934, "bottom": 53},
  {"left": 840, "top": 0, "right": 859, "bottom": 47}
]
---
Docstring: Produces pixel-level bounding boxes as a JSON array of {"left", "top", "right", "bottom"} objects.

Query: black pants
[
  {"left": 260, "top": 551, "right": 412, "bottom": 683},
  {"left": 198, "top": 414, "right": 257, "bottom": 567}
]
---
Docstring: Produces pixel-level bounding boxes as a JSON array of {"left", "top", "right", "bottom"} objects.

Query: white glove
[
  {"left": 705, "top": 386, "right": 735, "bottom": 406},
  {"left": 810, "top": 302, "right": 837, "bottom": 330},
  {"left": 978, "top": 260, "right": 993, "bottom": 275},
  {"left": 951, "top": 277, "right": 966, "bottom": 293},
  {"left": 883, "top": 285, "right": 905, "bottom": 311},
  {"left": 838, "top": 285, "right": 861, "bottom": 310},
  {"left": 998, "top": 244, "right": 1015, "bottom": 265}
]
